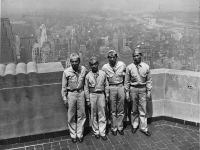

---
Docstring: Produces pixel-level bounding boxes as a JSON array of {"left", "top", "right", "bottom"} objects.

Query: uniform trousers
[
  {"left": 67, "top": 90, "right": 86, "bottom": 138},
  {"left": 90, "top": 93, "right": 106, "bottom": 136},
  {"left": 109, "top": 85, "right": 125, "bottom": 132},
  {"left": 130, "top": 86, "right": 148, "bottom": 131}
]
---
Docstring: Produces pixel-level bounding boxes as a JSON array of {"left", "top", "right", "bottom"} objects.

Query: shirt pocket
[
  {"left": 68, "top": 74, "right": 77, "bottom": 82},
  {"left": 68, "top": 75, "right": 77, "bottom": 89},
  {"left": 138, "top": 70, "right": 147, "bottom": 78},
  {"left": 88, "top": 78, "right": 96, "bottom": 87},
  {"left": 130, "top": 72, "right": 138, "bottom": 82}
]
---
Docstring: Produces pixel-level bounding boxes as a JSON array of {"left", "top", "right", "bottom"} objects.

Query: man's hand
[
  {"left": 126, "top": 92, "right": 130, "bottom": 102},
  {"left": 87, "top": 101, "right": 91, "bottom": 107},
  {"left": 105, "top": 96, "right": 109, "bottom": 104},
  {"left": 147, "top": 91, "right": 151, "bottom": 101},
  {"left": 64, "top": 100, "right": 68, "bottom": 109}
]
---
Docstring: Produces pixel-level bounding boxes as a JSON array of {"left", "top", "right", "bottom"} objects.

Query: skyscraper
[
  {"left": 32, "top": 43, "right": 42, "bottom": 63},
  {"left": 20, "top": 47, "right": 27, "bottom": 63},
  {"left": 36, "top": 24, "right": 47, "bottom": 47},
  {"left": 67, "top": 37, "right": 72, "bottom": 54},
  {"left": 0, "top": 18, "right": 16, "bottom": 64},
  {"left": 15, "top": 36, "right": 21, "bottom": 61},
  {"left": 113, "top": 32, "right": 118, "bottom": 52},
  {"left": 20, "top": 35, "right": 34, "bottom": 63},
  {"left": 122, "top": 32, "right": 126, "bottom": 49}
]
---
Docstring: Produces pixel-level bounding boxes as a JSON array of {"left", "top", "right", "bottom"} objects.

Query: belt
[
  {"left": 89, "top": 87, "right": 104, "bottom": 94},
  {"left": 68, "top": 88, "right": 83, "bottom": 92},
  {"left": 130, "top": 84, "right": 146, "bottom": 88},
  {"left": 109, "top": 82, "right": 123, "bottom": 86}
]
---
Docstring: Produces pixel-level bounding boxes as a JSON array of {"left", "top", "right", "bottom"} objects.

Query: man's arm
[
  {"left": 84, "top": 75, "right": 90, "bottom": 104},
  {"left": 123, "top": 62, "right": 126, "bottom": 75},
  {"left": 124, "top": 67, "right": 131, "bottom": 101},
  {"left": 61, "top": 71, "right": 68, "bottom": 105},
  {"left": 101, "top": 65, "right": 105, "bottom": 72},
  {"left": 146, "top": 67, "right": 152, "bottom": 100},
  {"left": 77, "top": 66, "right": 88, "bottom": 89},
  {"left": 124, "top": 67, "right": 130, "bottom": 92},
  {"left": 146, "top": 67, "right": 152, "bottom": 91},
  {"left": 104, "top": 74, "right": 109, "bottom": 102}
]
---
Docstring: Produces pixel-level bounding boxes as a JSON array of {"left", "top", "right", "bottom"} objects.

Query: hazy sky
[{"left": 1, "top": 0, "right": 199, "bottom": 16}]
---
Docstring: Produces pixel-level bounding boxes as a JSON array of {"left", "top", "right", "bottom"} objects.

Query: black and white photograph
[{"left": 0, "top": 0, "right": 199, "bottom": 150}]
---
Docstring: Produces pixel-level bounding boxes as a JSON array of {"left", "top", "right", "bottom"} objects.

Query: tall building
[
  {"left": 20, "top": 35, "right": 34, "bottom": 63},
  {"left": 15, "top": 36, "right": 21, "bottom": 61},
  {"left": 65, "top": 58, "right": 71, "bottom": 69},
  {"left": 80, "top": 45, "right": 86, "bottom": 54},
  {"left": 105, "top": 36, "right": 109, "bottom": 46},
  {"left": 113, "top": 32, "right": 118, "bottom": 52},
  {"left": 67, "top": 37, "right": 72, "bottom": 54},
  {"left": 32, "top": 43, "right": 42, "bottom": 63},
  {"left": 19, "top": 47, "right": 27, "bottom": 63},
  {"left": 0, "top": 18, "right": 16, "bottom": 64},
  {"left": 122, "top": 32, "right": 126, "bottom": 49},
  {"left": 71, "top": 38, "right": 77, "bottom": 54},
  {"left": 41, "top": 44, "right": 51, "bottom": 63},
  {"left": 36, "top": 24, "right": 47, "bottom": 46}
]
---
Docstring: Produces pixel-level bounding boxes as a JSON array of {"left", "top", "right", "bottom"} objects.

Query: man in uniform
[
  {"left": 125, "top": 48, "right": 152, "bottom": 136},
  {"left": 61, "top": 53, "right": 88, "bottom": 143},
  {"left": 102, "top": 50, "right": 126, "bottom": 136},
  {"left": 85, "top": 56, "right": 109, "bottom": 140}
]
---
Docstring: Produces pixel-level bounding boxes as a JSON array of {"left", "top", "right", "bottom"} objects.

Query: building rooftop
[
  {"left": 0, "top": 120, "right": 199, "bottom": 150},
  {"left": 0, "top": 62, "right": 199, "bottom": 150}
]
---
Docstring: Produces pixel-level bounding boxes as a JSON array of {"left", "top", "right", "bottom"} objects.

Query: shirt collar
[
  {"left": 92, "top": 70, "right": 99, "bottom": 76},
  {"left": 133, "top": 62, "right": 142, "bottom": 67},
  {"left": 109, "top": 61, "right": 118, "bottom": 68},
  {"left": 71, "top": 66, "right": 81, "bottom": 74}
]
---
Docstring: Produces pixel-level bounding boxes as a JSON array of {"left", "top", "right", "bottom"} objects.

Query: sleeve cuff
[{"left": 63, "top": 96, "right": 67, "bottom": 101}]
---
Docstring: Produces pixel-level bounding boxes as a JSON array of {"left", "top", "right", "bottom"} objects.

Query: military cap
[
  {"left": 132, "top": 48, "right": 142, "bottom": 55},
  {"left": 89, "top": 56, "right": 98, "bottom": 64},
  {"left": 70, "top": 53, "right": 80, "bottom": 60},
  {"left": 108, "top": 50, "right": 118, "bottom": 57}
]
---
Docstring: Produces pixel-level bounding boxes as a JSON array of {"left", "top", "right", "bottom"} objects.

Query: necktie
[
  {"left": 94, "top": 73, "right": 98, "bottom": 86},
  {"left": 136, "top": 65, "right": 142, "bottom": 82}
]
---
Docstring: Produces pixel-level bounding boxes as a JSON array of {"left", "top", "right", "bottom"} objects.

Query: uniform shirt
[
  {"left": 61, "top": 66, "right": 87, "bottom": 100},
  {"left": 124, "top": 62, "right": 152, "bottom": 92},
  {"left": 102, "top": 61, "right": 126, "bottom": 84},
  {"left": 84, "top": 70, "right": 109, "bottom": 102}
]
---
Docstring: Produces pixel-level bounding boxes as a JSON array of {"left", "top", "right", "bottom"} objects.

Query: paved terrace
[
  {"left": 0, "top": 62, "right": 199, "bottom": 150},
  {"left": 1, "top": 120, "right": 199, "bottom": 150}
]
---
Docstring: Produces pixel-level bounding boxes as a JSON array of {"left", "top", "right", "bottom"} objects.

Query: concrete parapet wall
[
  {"left": 150, "top": 69, "right": 200, "bottom": 124},
  {"left": 0, "top": 63, "right": 199, "bottom": 140},
  {"left": 0, "top": 62, "right": 63, "bottom": 89},
  {"left": 164, "top": 69, "right": 200, "bottom": 122}
]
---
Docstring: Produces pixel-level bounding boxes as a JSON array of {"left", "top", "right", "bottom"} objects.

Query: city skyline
[
  {"left": 2, "top": 0, "right": 200, "bottom": 17},
  {"left": 0, "top": 0, "right": 199, "bottom": 71}
]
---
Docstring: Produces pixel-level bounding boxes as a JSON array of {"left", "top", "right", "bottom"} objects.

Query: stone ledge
[
  {"left": 0, "top": 63, "right": 199, "bottom": 140},
  {"left": 0, "top": 62, "right": 64, "bottom": 89}
]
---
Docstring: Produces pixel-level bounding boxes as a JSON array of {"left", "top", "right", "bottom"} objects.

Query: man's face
[
  {"left": 90, "top": 60, "right": 99, "bottom": 73},
  {"left": 70, "top": 57, "right": 80, "bottom": 70},
  {"left": 108, "top": 54, "right": 117, "bottom": 66},
  {"left": 133, "top": 51, "right": 142, "bottom": 64}
]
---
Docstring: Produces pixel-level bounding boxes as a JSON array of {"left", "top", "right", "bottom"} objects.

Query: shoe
[
  {"left": 95, "top": 134, "right": 100, "bottom": 139},
  {"left": 101, "top": 135, "right": 108, "bottom": 141},
  {"left": 118, "top": 130, "right": 124, "bottom": 135},
  {"left": 71, "top": 138, "right": 77, "bottom": 143},
  {"left": 140, "top": 130, "right": 151, "bottom": 137},
  {"left": 111, "top": 130, "right": 117, "bottom": 136},
  {"left": 78, "top": 137, "right": 84, "bottom": 142},
  {"left": 132, "top": 128, "right": 137, "bottom": 133}
]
